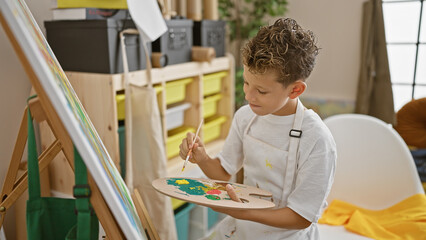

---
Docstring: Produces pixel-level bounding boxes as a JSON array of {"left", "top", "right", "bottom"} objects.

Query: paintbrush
[{"left": 182, "top": 119, "right": 204, "bottom": 172}]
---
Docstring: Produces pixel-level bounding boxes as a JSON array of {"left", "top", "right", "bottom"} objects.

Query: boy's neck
[{"left": 272, "top": 98, "right": 299, "bottom": 116}]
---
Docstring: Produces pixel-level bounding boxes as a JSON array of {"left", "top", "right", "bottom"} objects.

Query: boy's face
[{"left": 243, "top": 66, "right": 295, "bottom": 116}]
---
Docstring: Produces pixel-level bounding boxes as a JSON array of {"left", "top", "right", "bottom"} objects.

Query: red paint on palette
[{"left": 207, "top": 189, "right": 221, "bottom": 195}]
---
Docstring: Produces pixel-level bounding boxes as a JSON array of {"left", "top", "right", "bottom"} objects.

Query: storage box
[
  {"left": 165, "top": 102, "right": 191, "bottom": 131},
  {"left": 165, "top": 78, "right": 193, "bottom": 105},
  {"left": 152, "top": 19, "right": 194, "bottom": 65},
  {"left": 203, "top": 94, "right": 222, "bottom": 118},
  {"left": 52, "top": 8, "right": 130, "bottom": 21},
  {"left": 116, "top": 85, "right": 162, "bottom": 121},
  {"left": 174, "top": 203, "right": 195, "bottom": 240},
  {"left": 116, "top": 94, "right": 125, "bottom": 121},
  {"left": 57, "top": 0, "right": 128, "bottom": 9},
  {"left": 193, "top": 20, "right": 226, "bottom": 57},
  {"left": 45, "top": 19, "right": 151, "bottom": 73},
  {"left": 171, "top": 198, "right": 186, "bottom": 210},
  {"left": 203, "top": 116, "right": 227, "bottom": 144},
  {"left": 118, "top": 125, "right": 126, "bottom": 178},
  {"left": 203, "top": 71, "right": 227, "bottom": 96},
  {"left": 167, "top": 126, "right": 195, "bottom": 159},
  {"left": 208, "top": 208, "right": 219, "bottom": 229}
]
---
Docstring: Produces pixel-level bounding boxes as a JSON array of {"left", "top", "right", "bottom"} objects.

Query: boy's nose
[
  {"left": 244, "top": 88, "right": 255, "bottom": 102},
  {"left": 244, "top": 90, "right": 251, "bottom": 102}
]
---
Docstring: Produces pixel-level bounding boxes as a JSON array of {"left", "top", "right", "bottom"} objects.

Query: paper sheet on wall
[{"left": 126, "top": 0, "right": 167, "bottom": 42}]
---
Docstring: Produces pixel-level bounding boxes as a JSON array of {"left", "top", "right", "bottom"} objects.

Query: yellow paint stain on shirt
[
  {"left": 265, "top": 159, "right": 272, "bottom": 169},
  {"left": 175, "top": 179, "right": 189, "bottom": 185}
]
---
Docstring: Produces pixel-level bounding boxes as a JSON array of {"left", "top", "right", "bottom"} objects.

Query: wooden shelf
[{"left": 65, "top": 55, "right": 234, "bottom": 91}]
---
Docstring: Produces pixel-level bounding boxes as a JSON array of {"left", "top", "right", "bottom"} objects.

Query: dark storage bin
[
  {"left": 152, "top": 19, "right": 193, "bottom": 66},
  {"left": 193, "top": 20, "right": 226, "bottom": 57},
  {"left": 45, "top": 19, "right": 151, "bottom": 73}
]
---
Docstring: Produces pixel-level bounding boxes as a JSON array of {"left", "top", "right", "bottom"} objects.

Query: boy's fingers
[
  {"left": 188, "top": 143, "right": 199, "bottom": 161},
  {"left": 186, "top": 132, "right": 195, "bottom": 148},
  {"left": 194, "top": 136, "right": 203, "bottom": 147},
  {"left": 226, "top": 184, "right": 242, "bottom": 203}
]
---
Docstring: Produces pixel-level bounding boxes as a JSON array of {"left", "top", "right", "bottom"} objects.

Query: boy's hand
[
  {"left": 179, "top": 132, "right": 208, "bottom": 164},
  {"left": 211, "top": 184, "right": 251, "bottom": 220}
]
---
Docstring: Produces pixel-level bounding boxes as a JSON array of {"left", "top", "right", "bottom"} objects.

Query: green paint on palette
[
  {"left": 206, "top": 195, "right": 221, "bottom": 200},
  {"left": 167, "top": 178, "right": 207, "bottom": 195}
]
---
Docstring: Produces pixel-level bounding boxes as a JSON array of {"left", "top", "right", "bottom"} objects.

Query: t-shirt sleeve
[
  {"left": 216, "top": 110, "right": 246, "bottom": 176},
  {"left": 286, "top": 131, "right": 337, "bottom": 223}
]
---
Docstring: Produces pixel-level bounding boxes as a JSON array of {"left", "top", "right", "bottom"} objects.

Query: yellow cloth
[{"left": 318, "top": 194, "right": 426, "bottom": 240}]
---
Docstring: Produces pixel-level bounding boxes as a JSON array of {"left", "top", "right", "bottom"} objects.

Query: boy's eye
[
  {"left": 243, "top": 81, "right": 248, "bottom": 85},
  {"left": 257, "top": 89, "right": 267, "bottom": 95}
]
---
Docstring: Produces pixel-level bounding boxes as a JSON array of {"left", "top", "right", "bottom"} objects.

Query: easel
[
  {"left": 0, "top": 9, "right": 159, "bottom": 240},
  {"left": 0, "top": 96, "right": 126, "bottom": 239}
]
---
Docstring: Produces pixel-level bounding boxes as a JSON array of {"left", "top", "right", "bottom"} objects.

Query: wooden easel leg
[
  {"left": 132, "top": 189, "right": 160, "bottom": 240},
  {"left": 0, "top": 108, "right": 28, "bottom": 227}
]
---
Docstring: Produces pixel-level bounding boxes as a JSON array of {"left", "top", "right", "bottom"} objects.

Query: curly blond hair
[{"left": 242, "top": 18, "right": 319, "bottom": 87}]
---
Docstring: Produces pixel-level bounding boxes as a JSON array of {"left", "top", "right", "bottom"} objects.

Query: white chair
[{"left": 318, "top": 114, "right": 424, "bottom": 240}]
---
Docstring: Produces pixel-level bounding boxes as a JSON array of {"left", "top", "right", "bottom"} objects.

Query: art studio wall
[{"left": 0, "top": 0, "right": 365, "bottom": 238}]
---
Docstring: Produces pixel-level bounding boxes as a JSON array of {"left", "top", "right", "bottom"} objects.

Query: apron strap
[
  {"left": 27, "top": 95, "right": 41, "bottom": 200},
  {"left": 280, "top": 99, "right": 305, "bottom": 206},
  {"left": 244, "top": 115, "right": 257, "bottom": 136}
]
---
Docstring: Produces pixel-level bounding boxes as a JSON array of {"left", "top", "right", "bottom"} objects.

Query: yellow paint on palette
[
  {"left": 265, "top": 159, "right": 272, "bottom": 169},
  {"left": 175, "top": 179, "right": 189, "bottom": 185}
]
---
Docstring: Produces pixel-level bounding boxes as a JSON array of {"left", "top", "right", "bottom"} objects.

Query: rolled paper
[
  {"left": 176, "top": 0, "right": 187, "bottom": 17},
  {"left": 192, "top": 46, "right": 216, "bottom": 62},
  {"left": 163, "top": 0, "right": 172, "bottom": 19},
  {"left": 151, "top": 52, "right": 168, "bottom": 68},
  {"left": 203, "top": 0, "right": 218, "bottom": 20},
  {"left": 187, "top": 0, "right": 202, "bottom": 21}
]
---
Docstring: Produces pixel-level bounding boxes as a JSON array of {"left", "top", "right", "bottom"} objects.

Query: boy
[{"left": 179, "top": 18, "right": 336, "bottom": 239}]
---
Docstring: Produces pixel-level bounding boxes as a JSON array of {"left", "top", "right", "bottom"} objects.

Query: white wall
[
  {"left": 0, "top": 0, "right": 366, "bottom": 238},
  {"left": 0, "top": 0, "right": 52, "bottom": 238},
  {"left": 286, "top": 0, "right": 366, "bottom": 101}
]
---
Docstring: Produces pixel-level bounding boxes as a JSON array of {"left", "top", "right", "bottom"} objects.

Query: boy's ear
[{"left": 289, "top": 81, "right": 306, "bottom": 99}]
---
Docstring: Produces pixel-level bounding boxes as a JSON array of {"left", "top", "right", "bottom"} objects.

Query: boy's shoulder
[
  {"left": 303, "top": 110, "right": 336, "bottom": 144},
  {"left": 303, "top": 110, "right": 329, "bottom": 131},
  {"left": 232, "top": 105, "right": 256, "bottom": 129}
]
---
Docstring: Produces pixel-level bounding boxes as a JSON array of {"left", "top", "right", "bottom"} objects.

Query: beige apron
[{"left": 209, "top": 99, "right": 305, "bottom": 240}]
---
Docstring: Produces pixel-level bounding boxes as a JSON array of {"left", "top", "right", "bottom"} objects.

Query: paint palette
[{"left": 152, "top": 177, "right": 275, "bottom": 209}]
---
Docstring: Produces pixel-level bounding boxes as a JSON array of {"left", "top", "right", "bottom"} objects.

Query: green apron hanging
[
  {"left": 26, "top": 97, "right": 98, "bottom": 240},
  {"left": 65, "top": 147, "right": 99, "bottom": 240}
]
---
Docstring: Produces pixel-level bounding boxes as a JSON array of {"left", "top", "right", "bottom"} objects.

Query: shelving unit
[
  {"left": 44, "top": 54, "right": 234, "bottom": 193},
  {"left": 39, "top": 55, "right": 234, "bottom": 240}
]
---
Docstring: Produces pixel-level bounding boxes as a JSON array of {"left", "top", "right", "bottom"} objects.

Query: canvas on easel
[{"left": 0, "top": 0, "right": 149, "bottom": 239}]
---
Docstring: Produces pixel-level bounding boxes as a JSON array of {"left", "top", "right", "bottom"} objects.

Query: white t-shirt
[{"left": 215, "top": 104, "right": 336, "bottom": 239}]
